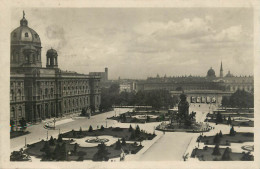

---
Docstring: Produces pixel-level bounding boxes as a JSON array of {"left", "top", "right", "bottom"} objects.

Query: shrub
[
  {"left": 229, "top": 126, "right": 236, "bottom": 136},
  {"left": 49, "top": 136, "right": 55, "bottom": 146},
  {"left": 221, "top": 147, "right": 231, "bottom": 161},
  {"left": 89, "top": 125, "right": 93, "bottom": 132},
  {"left": 100, "top": 125, "right": 105, "bottom": 131},
  {"left": 115, "top": 139, "right": 122, "bottom": 150},
  {"left": 121, "top": 138, "right": 126, "bottom": 146},
  {"left": 129, "top": 125, "right": 133, "bottom": 132},
  {"left": 212, "top": 144, "right": 221, "bottom": 156}
]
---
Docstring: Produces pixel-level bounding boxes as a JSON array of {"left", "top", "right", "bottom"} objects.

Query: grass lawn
[
  {"left": 107, "top": 110, "right": 169, "bottom": 123},
  {"left": 61, "top": 127, "right": 156, "bottom": 141},
  {"left": 191, "top": 147, "right": 252, "bottom": 161},
  {"left": 25, "top": 138, "right": 143, "bottom": 161},
  {"left": 206, "top": 113, "right": 254, "bottom": 127},
  {"left": 198, "top": 132, "right": 254, "bottom": 146}
]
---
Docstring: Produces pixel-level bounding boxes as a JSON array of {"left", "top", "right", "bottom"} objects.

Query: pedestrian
[{"left": 163, "top": 130, "right": 165, "bottom": 135}]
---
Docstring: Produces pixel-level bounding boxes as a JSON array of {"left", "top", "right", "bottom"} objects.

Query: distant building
[
  {"left": 135, "top": 62, "right": 253, "bottom": 106},
  {"left": 10, "top": 12, "right": 101, "bottom": 126},
  {"left": 89, "top": 67, "right": 108, "bottom": 83}
]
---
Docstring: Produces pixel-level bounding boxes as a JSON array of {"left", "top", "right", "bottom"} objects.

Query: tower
[
  {"left": 46, "top": 48, "right": 58, "bottom": 68},
  {"left": 105, "top": 67, "right": 108, "bottom": 81},
  {"left": 220, "top": 61, "right": 223, "bottom": 78}
]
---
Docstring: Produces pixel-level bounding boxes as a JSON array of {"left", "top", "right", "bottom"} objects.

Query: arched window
[
  {"left": 11, "top": 107, "right": 15, "bottom": 119},
  {"left": 25, "top": 32, "right": 29, "bottom": 37},
  {"left": 45, "top": 88, "right": 48, "bottom": 97},
  {"left": 18, "top": 106, "right": 22, "bottom": 117},
  {"left": 64, "top": 100, "right": 67, "bottom": 109},
  {"left": 17, "top": 89, "right": 21, "bottom": 100},
  {"left": 50, "top": 88, "right": 54, "bottom": 97},
  {"left": 10, "top": 90, "right": 14, "bottom": 101}
]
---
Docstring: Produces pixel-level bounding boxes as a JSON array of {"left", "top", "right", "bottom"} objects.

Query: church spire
[{"left": 220, "top": 61, "right": 223, "bottom": 77}]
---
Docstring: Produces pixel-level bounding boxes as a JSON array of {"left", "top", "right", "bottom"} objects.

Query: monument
[{"left": 157, "top": 93, "right": 210, "bottom": 132}]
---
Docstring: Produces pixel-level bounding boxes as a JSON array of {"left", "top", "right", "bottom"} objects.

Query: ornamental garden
[{"left": 11, "top": 125, "right": 156, "bottom": 161}]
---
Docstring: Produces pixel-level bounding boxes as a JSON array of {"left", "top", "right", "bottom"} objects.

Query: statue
[{"left": 178, "top": 93, "right": 189, "bottom": 121}]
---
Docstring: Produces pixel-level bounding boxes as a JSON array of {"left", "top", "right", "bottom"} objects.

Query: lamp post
[{"left": 53, "top": 118, "right": 56, "bottom": 130}]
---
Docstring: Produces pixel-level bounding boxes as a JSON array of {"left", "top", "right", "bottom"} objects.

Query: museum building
[{"left": 10, "top": 13, "right": 101, "bottom": 126}]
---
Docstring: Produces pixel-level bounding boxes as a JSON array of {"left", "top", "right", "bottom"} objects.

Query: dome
[
  {"left": 207, "top": 67, "right": 216, "bottom": 77},
  {"left": 47, "top": 48, "right": 58, "bottom": 56},
  {"left": 11, "top": 12, "right": 41, "bottom": 46}
]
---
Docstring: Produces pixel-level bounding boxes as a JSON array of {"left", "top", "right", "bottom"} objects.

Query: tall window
[
  {"left": 18, "top": 107, "right": 22, "bottom": 117},
  {"left": 50, "top": 88, "right": 54, "bottom": 97},
  {"left": 10, "top": 90, "right": 14, "bottom": 101},
  {"left": 11, "top": 107, "right": 15, "bottom": 119},
  {"left": 17, "top": 89, "right": 21, "bottom": 100}
]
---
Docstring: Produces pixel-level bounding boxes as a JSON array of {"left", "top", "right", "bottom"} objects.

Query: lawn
[
  {"left": 190, "top": 147, "right": 253, "bottom": 161},
  {"left": 107, "top": 110, "right": 169, "bottom": 123},
  {"left": 206, "top": 113, "right": 254, "bottom": 127},
  {"left": 198, "top": 132, "right": 254, "bottom": 146},
  {"left": 61, "top": 127, "right": 156, "bottom": 141},
  {"left": 25, "top": 138, "right": 143, "bottom": 161}
]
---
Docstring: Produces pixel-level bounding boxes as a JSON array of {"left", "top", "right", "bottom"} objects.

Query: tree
[
  {"left": 49, "top": 136, "right": 55, "bottom": 146},
  {"left": 212, "top": 144, "right": 221, "bottom": 155},
  {"left": 115, "top": 139, "right": 122, "bottom": 150},
  {"left": 93, "top": 142, "right": 110, "bottom": 161},
  {"left": 129, "top": 125, "right": 133, "bottom": 132},
  {"left": 58, "top": 134, "right": 63, "bottom": 143},
  {"left": 90, "top": 105, "right": 96, "bottom": 113},
  {"left": 213, "top": 133, "right": 220, "bottom": 144},
  {"left": 146, "top": 115, "right": 150, "bottom": 122},
  {"left": 221, "top": 96, "right": 229, "bottom": 108},
  {"left": 79, "top": 127, "right": 82, "bottom": 135},
  {"left": 230, "top": 126, "right": 236, "bottom": 136},
  {"left": 222, "top": 147, "right": 231, "bottom": 161},
  {"left": 88, "top": 125, "right": 93, "bottom": 132},
  {"left": 229, "top": 89, "right": 254, "bottom": 108},
  {"left": 216, "top": 112, "right": 223, "bottom": 123},
  {"left": 219, "top": 130, "right": 223, "bottom": 138},
  {"left": 135, "top": 125, "right": 140, "bottom": 137},
  {"left": 100, "top": 125, "right": 105, "bottom": 131},
  {"left": 227, "top": 116, "right": 232, "bottom": 125},
  {"left": 73, "top": 143, "right": 78, "bottom": 154},
  {"left": 121, "top": 137, "right": 126, "bottom": 146}
]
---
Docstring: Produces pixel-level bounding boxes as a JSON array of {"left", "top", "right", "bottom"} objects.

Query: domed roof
[
  {"left": 207, "top": 67, "right": 216, "bottom": 77},
  {"left": 46, "top": 48, "right": 58, "bottom": 56},
  {"left": 11, "top": 12, "right": 41, "bottom": 46}
]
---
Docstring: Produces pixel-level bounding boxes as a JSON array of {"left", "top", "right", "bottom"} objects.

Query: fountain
[{"left": 86, "top": 136, "right": 109, "bottom": 143}]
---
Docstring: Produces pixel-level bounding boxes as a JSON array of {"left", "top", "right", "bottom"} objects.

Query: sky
[{"left": 11, "top": 8, "right": 254, "bottom": 79}]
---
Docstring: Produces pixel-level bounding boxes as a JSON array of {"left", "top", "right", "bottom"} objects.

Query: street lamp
[{"left": 53, "top": 118, "right": 56, "bottom": 130}]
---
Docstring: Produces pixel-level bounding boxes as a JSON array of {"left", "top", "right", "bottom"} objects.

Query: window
[
  {"left": 18, "top": 107, "right": 22, "bottom": 117},
  {"left": 11, "top": 107, "right": 15, "bottom": 119},
  {"left": 17, "top": 89, "right": 21, "bottom": 100},
  {"left": 13, "top": 33, "right": 17, "bottom": 38},
  {"left": 10, "top": 90, "right": 14, "bottom": 101},
  {"left": 25, "top": 32, "right": 29, "bottom": 37}
]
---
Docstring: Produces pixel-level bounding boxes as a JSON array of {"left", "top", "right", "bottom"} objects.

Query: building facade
[{"left": 10, "top": 12, "right": 101, "bottom": 125}]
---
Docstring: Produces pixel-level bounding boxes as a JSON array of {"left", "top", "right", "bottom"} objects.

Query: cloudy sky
[{"left": 11, "top": 8, "right": 253, "bottom": 79}]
